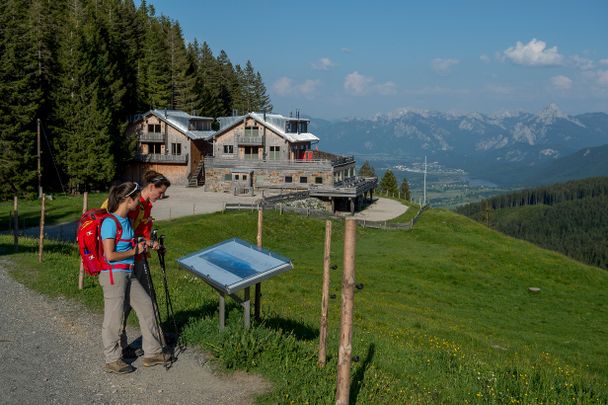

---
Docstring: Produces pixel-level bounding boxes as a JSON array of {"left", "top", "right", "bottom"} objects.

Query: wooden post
[
  {"left": 243, "top": 287, "right": 250, "bottom": 329},
  {"left": 12, "top": 196, "right": 18, "bottom": 252},
  {"left": 335, "top": 218, "right": 356, "bottom": 405},
  {"left": 78, "top": 192, "right": 88, "bottom": 290},
  {"left": 219, "top": 292, "right": 225, "bottom": 331},
  {"left": 37, "top": 118, "right": 42, "bottom": 199},
  {"left": 318, "top": 220, "right": 332, "bottom": 367},
  {"left": 38, "top": 193, "right": 46, "bottom": 263},
  {"left": 254, "top": 208, "right": 263, "bottom": 321}
]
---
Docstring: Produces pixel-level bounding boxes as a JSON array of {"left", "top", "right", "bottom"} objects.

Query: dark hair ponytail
[
  {"left": 143, "top": 170, "right": 171, "bottom": 188},
  {"left": 107, "top": 182, "right": 140, "bottom": 212}
]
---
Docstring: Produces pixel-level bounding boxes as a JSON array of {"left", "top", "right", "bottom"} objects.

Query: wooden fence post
[
  {"left": 336, "top": 218, "right": 356, "bottom": 405},
  {"left": 254, "top": 208, "right": 263, "bottom": 321},
  {"left": 13, "top": 196, "right": 18, "bottom": 252},
  {"left": 38, "top": 193, "right": 45, "bottom": 263},
  {"left": 318, "top": 220, "right": 332, "bottom": 367},
  {"left": 78, "top": 192, "right": 88, "bottom": 289}
]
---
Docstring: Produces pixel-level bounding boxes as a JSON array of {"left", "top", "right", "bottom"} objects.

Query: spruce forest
[
  {"left": 457, "top": 177, "right": 608, "bottom": 270},
  {"left": 0, "top": 0, "right": 273, "bottom": 198}
]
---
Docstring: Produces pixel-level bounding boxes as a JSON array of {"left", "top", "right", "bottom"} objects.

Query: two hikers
[{"left": 100, "top": 171, "right": 172, "bottom": 374}]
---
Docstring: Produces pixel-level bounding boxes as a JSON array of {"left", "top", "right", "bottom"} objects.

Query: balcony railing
[
  {"left": 235, "top": 135, "right": 263, "bottom": 145},
  {"left": 205, "top": 155, "right": 355, "bottom": 170},
  {"left": 135, "top": 153, "right": 188, "bottom": 164},
  {"left": 139, "top": 132, "right": 165, "bottom": 142}
]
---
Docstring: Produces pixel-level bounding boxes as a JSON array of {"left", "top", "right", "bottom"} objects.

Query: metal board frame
[{"left": 176, "top": 238, "right": 293, "bottom": 295}]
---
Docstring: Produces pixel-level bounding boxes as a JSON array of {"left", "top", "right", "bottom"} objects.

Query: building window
[
  {"left": 244, "top": 146, "right": 259, "bottom": 160},
  {"left": 171, "top": 143, "right": 181, "bottom": 155},
  {"left": 190, "top": 120, "right": 211, "bottom": 131},
  {"left": 234, "top": 174, "right": 240, "bottom": 180},
  {"left": 223, "top": 145, "right": 234, "bottom": 154},
  {"left": 148, "top": 124, "right": 161, "bottom": 133},
  {"left": 244, "top": 126, "right": 259, "bottom": 137},
  {"left": 300, "top": 176, "right": 308, "bottom": 184},
  {"left": 242, "top": 175, "right": 247, "bottom": 181},
  {"left": 149, "top": 143, "right": 161, "bottom": 154},
  {"left": 315, "top": 177, "right": 323, "bottom": 184},
  {"left": 224, "top": 174, "right": 231, "bottom": 181},
  {"left": 285, "top": 176, "right": 292, "bottom": 183},
  {"left": 270, "top": 146, "right": 280, "bottom": 160}
]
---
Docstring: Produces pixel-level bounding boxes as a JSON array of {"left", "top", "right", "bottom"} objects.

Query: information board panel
[{"left": 176, "top": 238, "right": 293, "bottom": 294}]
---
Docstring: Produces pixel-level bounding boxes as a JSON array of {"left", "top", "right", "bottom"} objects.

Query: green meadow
[
  {"left": 1, "top": 208, "right": 607, "bottom": 403},
  {"left": 0, "top": 193, "right": 107, "bottom": 232}
]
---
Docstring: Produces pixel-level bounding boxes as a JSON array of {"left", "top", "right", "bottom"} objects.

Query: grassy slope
[
  {"left": 0, "top": 193, "right": 107, "bottom": 231},
  {"left": 1, "top": 208, "right": 607, "bottom": 403}
]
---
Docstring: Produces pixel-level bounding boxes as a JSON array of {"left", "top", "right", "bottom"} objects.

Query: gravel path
[{"left": 0, "top": 259, "right": 269, "bottom": 405}]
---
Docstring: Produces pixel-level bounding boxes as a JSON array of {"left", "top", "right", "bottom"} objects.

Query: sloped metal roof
[
  {"left": 148, "top": 110, "right": 215, "bottom": 140},
  {"left": 216, "top": 112, "right": 319, "bottom": 143}
]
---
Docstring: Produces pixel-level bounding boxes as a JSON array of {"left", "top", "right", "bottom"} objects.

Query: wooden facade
[{"left": 124, "top": 110, "right": 214, "bottom": 186}]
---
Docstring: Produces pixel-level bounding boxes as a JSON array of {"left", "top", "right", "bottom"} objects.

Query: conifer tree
[
  {"left": 168, "top": 22, "right": 197, "bottom": 112},
  {"left": 0, "top": 0, "right": 43, "bottom": 197},
  {"left": 379, "top": 169, "right": 398, "bottom": 195},
  {"left": 195, "top": 41, "right": 224, "bottom": 117},
  {"left": 141, "top": 16, "right": 172, "bottom": 109},
  {"left": 358, "top": 160, "right": 376, "bottom": 177},
  {"left": 400, "top": 177, "right": 411, "bottom": 201},
  {"left": 215, "top": 50, "right": 237, "bottom": 116},
  {"left": 254, "top": 71, "right": 273, "bottom": 113},
  {"left": 53, "top": 0, "right": 117, "bottom": 191}
]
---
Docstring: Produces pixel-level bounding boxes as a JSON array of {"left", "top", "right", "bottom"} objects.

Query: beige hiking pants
[{"left": 100, "top": 270, "right": 163, "bottom": 363}]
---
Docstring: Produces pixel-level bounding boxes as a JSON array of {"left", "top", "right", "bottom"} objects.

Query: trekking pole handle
[{"left": 158, "top": 235, "right": 166, "bottom": 255}]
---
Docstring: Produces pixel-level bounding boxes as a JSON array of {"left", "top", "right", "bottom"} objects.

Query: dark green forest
[
  {"left": 0, "top": 0, "right": 273, "bottom": 197},
  {"left": 457, "top": 177, "right": 608, "bottom": 269}
]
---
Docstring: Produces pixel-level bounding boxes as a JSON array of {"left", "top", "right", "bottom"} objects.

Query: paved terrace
[{"left": 10, "top": 188, "right": 407, "bottom": 241}]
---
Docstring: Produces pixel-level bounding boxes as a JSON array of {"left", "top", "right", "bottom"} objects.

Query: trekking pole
[
  {"left": 139, "top": 237, "right": 169, "bottom": 368},
  {"left": 154, "top": 231, "right": 183, "bottom": 357}
]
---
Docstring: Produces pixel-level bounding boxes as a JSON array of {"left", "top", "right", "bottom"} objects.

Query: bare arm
[{"left": 103, "top": 238, "right": 146, "bottom": 262}]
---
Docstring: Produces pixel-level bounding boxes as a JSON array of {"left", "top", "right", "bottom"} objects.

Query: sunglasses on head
[
  {"left": 150, "top": 175, "right": 167, "bottom": 185},
  {"left": 126, "top": 182, "right": 140, "bottom": 197}
]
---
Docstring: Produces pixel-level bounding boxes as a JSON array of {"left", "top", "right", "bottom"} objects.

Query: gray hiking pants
[{"left": 100, "top": 270, "right": 163, "bottom": 363}]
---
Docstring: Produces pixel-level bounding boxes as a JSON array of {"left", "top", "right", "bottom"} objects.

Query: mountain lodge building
[{"left": 126, "top": 110, "right": 377, "bottom": 213}]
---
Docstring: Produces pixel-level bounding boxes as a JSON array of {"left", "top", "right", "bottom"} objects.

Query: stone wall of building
[{"left": 204, "top": 167, "right": 334, "bottom": 193}]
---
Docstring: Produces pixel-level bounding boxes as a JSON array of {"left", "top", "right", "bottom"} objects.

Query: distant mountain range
[{"left": 310, "top": 104, "right": 608, "bottom": 187}]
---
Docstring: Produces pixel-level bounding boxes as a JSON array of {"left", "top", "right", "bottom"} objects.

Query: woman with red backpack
[
  {"left": 100, "top": 181, "right": 170, "bottom": 374},
  {"left": 120, "top": 170, "right": 172, "bottom": 358}
]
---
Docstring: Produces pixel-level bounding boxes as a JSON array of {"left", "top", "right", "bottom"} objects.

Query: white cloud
[
  {"left": 431, "top": 58, "right": 459, "bottom": 75},
  {"left": 480, "top": 54, "right": 491, "bottom": 63},
  {"left": 375, "top": 81, "right": 397, "bottom": 95},
  {"left": 297, "top": 79, "right": 320, "bottom": 95},
  {"left": 344, "top": 71, "right": 373, "bottom": 95},
  {"left": 341, "top": 47, "right": 352, "bottom": 54},
  {"left": 312, "top": 57, "right": 336, "bottom": 71},
  {"left": 273, "top": 77, "right": 320, "bottom": 97},
  {"left": 273, "top": 77, "right": 293, "bottom": 96},
  {"left": 503, "top": 38, "right": 563, "bottom": 66},
  {"left": 550, "top": 75, "right": 573, "bottom": 90},
  {"left": 570, "top": 55, "right": 594, "bottom": 70},
  {"left": 598, "top": 71, "right": 608, "bottom": 86},
  {"left": 599, "top": 59, "right": 608, "bottom": 66}
]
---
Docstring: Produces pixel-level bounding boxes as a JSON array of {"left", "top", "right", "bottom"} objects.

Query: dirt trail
[{"left": 0, "top": 260, "right": 269, "bottom": 405}]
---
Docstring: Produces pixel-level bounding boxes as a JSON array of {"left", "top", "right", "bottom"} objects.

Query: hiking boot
[
  {"left": 103, "top": 359, "right": 135, "bottom": 374},
  {"left": 122, "top": 346, "right": 144, "bottom": 359},
  {"left": 143, "top": 353, "right": 172, "bottom": 367}
]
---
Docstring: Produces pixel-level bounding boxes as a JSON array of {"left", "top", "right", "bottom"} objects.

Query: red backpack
[{"left": 76, "top": 208, "right": 130, "bottom": 284}]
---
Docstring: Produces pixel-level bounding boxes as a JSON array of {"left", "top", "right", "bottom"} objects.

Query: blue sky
[{"left": 143, "top": 0, "right": 608, "bottom": 119}]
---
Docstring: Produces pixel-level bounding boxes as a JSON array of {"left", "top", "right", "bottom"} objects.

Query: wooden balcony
[
  {"left": 139, "top": 132, "right": 165, "bottom": 142},
  {"left": 235, "top": 134, "right": 263, "bottom": 145},
  {"left": 135, "top": 153, "right": 188, "bottom": 164}
]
